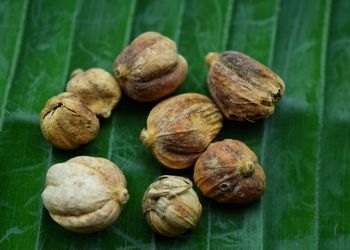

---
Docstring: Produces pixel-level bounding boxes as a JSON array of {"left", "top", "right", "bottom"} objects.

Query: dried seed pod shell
[
  {"left": 142, "top": 175, "right": 202, "bottom": 237},
  {"left": 206, "top": 51, "right": 285, "bottom": 121},
  {"left": 40, "top": 92, "right": 99, "bottom": 150},
  {"left": 113, "top": 31, "right": 188, "bottom": 102},
  {"left": 194, "top": 139, "right": 266, "bottom": 204},
  {"left": 42, "top": 156, "right": 129, "bottom": 233},
  {"left": 140, "top": 93, "right": 223, "bottom": 169},
  {"left": 66, "top": 68, "right": 121, "bottom": 118}
]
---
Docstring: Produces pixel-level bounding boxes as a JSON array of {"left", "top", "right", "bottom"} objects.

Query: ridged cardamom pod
[
  {"left": 40, "top": 92, "right": 99, "bottom": 150},
  {"left": 67, "top": 68, "right": 121, "bottom": 118},
  {"left": 113, "top": 32, "right": 187, "bottom": 102},
  {"left": 42, "top": 156, "right": 129, "bottom": 233},
  {"left": 194, "top": 139, "right": 266, "bottom": 204},
  {"left": 206, "top": 51, "right": 285, "bottom": 121},
  {"left": 142, "top": 175, "right": 202, "bottom": 237},
  {"left": 140, "top": 93, "right": 223, "bottom": 169}
]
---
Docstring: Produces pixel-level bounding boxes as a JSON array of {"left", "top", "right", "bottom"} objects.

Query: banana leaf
[{"left": 0, "top": 0, "right": 349, "bottom": 249}]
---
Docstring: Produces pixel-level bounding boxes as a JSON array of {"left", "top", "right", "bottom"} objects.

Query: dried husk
[
  {"left": 40, "top": 92, "right": 99, "bottom": 150},
  {"left": 142, "top": 175, "right": 202, "bottom": 237},
  {"left": 140, "top": 93, "right": 223, "bottom": 169},
  {"left": 67, "top": 68, "right": 121, "bottom": 118},
  {"left": 41, "top": 156, "right": 129, "bottom": 233},
  {"left": 206, "top": 51, "right": 285, "bottom": 121},
  {"left": 113, "top": 32, "right": 188, "bottom": 102},
  {"left": 194, "top": 139, "right": 266, "bottom": 204}
]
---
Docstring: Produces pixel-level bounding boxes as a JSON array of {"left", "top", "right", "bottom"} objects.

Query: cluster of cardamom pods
[{"left": 39, "top": 31, "right": 285, "bottom": 236}]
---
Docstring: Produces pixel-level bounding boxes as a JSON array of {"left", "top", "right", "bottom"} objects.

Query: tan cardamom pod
[
  {"left": 40, "top": 92, "right": 99, "bottom": 150},
  {"left": 206, "top": 51, "right": 285, "bottom": 121},
  {"left": 194, "top": 139, "right": 266, "bottom": 204},
  {"left": 66, "top": 68, "right": 121, "bottom": 118},
  {"left": 140, "top": 93, "right": 223, "bottom": 169},
  {"left": 142, "top": 175, "right": 202, "bottom": 237},
  {"left": 113, "top": 32, "right": 187, "bottom": 102}
]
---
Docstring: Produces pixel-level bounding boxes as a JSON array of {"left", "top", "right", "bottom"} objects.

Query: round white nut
[{"left": 41, "top": 156, "right": 129, "bottom": 233}]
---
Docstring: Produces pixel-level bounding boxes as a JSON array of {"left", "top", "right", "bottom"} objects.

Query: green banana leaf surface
[{"left": 1, "top": 0, "right": 349, "bottom": 249}]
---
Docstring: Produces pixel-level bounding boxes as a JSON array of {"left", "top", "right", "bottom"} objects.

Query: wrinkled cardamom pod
[
  {"left": 206, "top": 51, "right": 285, "bottom": 121},
  {"left": 42, "top": 156, "right": 129, "bottom": 233},
  {"left": 67, "top": 68, "right": 121, "bottom": 118},
  {"left": 40, "top": 92, "right": 99, "bottom": 150},
  {"left": 142, "top": 175, "right": 202, "bottom": 237},
  {"left": 194, "top": 139, "right": 266, "bottom": 204},
  {"left": 113, "top": 31, "right": 188, "bottom": 102},
  {"left": 140, "top": 93, "right": 223, "bottom": 169}
]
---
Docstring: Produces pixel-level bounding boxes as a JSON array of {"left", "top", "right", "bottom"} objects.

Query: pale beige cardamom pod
[
  {"left": 41, "top": 156, "right": 129, "bottom": 233},
  {"left": 66, "top": 68, "right": 121, "bottom": 118},
  {"left": 140, "top": 93, "right": 223, "bottom": 169},
  {"left": 206, "top": 51, "right": 285, "bottom": 121},
  {"left": 142, "top": 175, "right": 202, "bottom": 237},
  {"left": 40, "top": 92, "right": 99, "bottom": 150},
  {"left": 113, "top": 31, "right": 188, "bottom": 102},
  {"left": 194, "top": 139, "right": 266, "bottom": 204}
]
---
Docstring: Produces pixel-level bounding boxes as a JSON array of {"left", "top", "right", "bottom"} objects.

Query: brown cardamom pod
[
  {"left": 194, "top": 139, "right": 266, "bottom": 204},
  {"left": 206, "top": 51, "right": 285, "bottom": 121},
  {"left": 140, "top": 93, "right": 223, "bottom": 169},
  {"left": 113, "top": 32, "right": 188, "bottom": 102},
  {"left": 40, "top": 92, "right": 99, "bottom": 150}
]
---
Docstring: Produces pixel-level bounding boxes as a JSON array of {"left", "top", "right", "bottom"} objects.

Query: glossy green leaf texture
[{"left": 0, "top": 0, "right": 349, "bottom": 249}]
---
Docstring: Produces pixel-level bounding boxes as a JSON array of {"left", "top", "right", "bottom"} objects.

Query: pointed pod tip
[
  {"left": 140, "top": 128, "right": 153, "bottom": 148},
  {"left": 115, "top": 64, "right": 129, "bottom": 79},
  {"left": 117, "top": 188, "right": 129, "bottom": 205},
  {"left": 205, "top": 52, "right": 220, "bottom": 66},
  {"left": 240, "top": 161, "right": 255, "bottom": 177},
  {"left": 71, "top": 68, "right": 84, "bottom": 78}
]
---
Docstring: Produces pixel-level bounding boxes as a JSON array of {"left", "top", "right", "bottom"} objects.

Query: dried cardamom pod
[
  {"left": 140, "top": 93, "right": 223, "bottom": 169},
  {"left": 67, "top": 68, "right": 121, "bottom": 118},
  {"left": 142, "top": 175, "right": 202, "bottom": 237},
  {"left": 42, "top": 156, "right": 129, "bottom": 233},
  {"left": 206, "top": 51, "right": 285, "bottom": 121},
  {"left": 40, "top": 92, "right": 99, "bottom": 150},
  {"left": 113, "top": 32, "right": 188, "bottom": 102},
  {"left": 194, "top": 139, "right": 266, "bottom": 204}
]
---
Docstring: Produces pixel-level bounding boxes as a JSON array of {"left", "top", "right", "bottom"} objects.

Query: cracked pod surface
[{"left": 40, "top": 92, "right": 99, "bottom": 150}]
